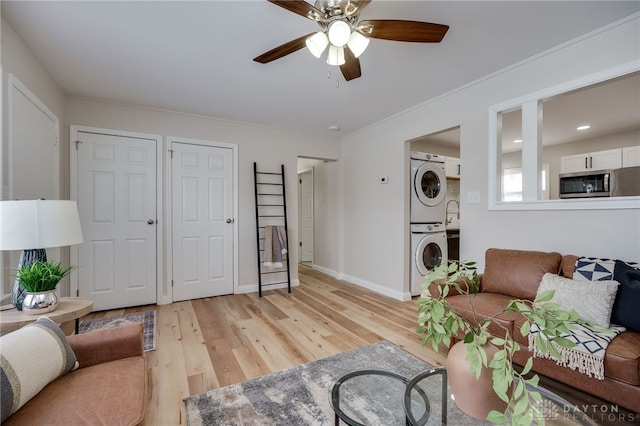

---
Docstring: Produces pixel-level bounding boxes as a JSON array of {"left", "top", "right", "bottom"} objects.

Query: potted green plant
[
  {"left": 13, "top": 260, "right": 75, "bottom": 315},
  {"left": 417, "top": 260, "right": 586, "bottom": 425}
]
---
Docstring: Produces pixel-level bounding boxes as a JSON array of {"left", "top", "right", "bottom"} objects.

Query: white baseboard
[
  {"left": 338, "top": 273, "right": 412, "bottom": 301},
  {"left": 310, "top": 264, "right": 338, "bottom": 278}
]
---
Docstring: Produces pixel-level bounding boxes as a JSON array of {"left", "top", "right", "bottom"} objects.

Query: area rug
[
  {"left": 78, "top": 310, "right": 156, "bottom": 352},
  {"left": 184, "top": 341, "right": 479, "bottom": 425}
]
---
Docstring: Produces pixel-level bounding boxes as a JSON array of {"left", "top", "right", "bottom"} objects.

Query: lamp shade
[
  {"left": 327, "top": 20, "right": 351, "bottom": 47},
  {"left": 306, "top": 31, "right": 329, "bottom": 58},
  {"left": 327, "top": 45, "right": 345, "bottom": 66},
  {"left": 347, "top": 31, "right": 370, "bottom": 58},
  {"left": 0, "top": 200, "right": 83, "bottom": 250}
]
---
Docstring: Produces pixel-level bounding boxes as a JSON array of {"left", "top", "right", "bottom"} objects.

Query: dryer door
[
  {"left": 414, "top": 162, "right": 446, "bottom": 207},
  {"left": 415, "top": 233, "right": 448, "bottom": 276}
]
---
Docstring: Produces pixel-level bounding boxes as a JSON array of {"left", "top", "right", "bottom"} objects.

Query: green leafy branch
[{"left": 416, "top": 261, "right": 590, "bottom": 425}]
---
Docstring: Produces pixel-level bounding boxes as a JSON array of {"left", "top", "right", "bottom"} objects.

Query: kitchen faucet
[{"left": 446, "top": 199, "right": 460, "bottom": 224}]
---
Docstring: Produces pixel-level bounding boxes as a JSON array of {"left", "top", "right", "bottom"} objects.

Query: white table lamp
[{"left": 0, "top": 200, "right": 83, "bottom": 310}]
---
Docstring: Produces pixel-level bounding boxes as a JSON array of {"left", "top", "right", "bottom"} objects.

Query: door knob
[
  {"left": 226, "top": 218, "right": 234, "bottom": 224},
  {"left": 147, "top": 219, "right": 155, "bottom": 225}
]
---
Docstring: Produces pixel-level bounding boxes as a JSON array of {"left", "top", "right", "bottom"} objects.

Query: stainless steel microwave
[{"left": 559, "top": 166, "right": 640, "bottom": 199}]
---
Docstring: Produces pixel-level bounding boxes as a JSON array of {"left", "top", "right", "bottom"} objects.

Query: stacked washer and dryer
[{"left": 410, "top": 152, "right": 448, "bottom": 296}]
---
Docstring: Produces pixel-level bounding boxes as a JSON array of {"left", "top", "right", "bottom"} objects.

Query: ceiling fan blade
[
  {"left": 268, "top": 0, "right": 324, "bottom": 21},
  {"left": 340, "top": 47, "right": 361, "bottom": 81},
  {"left": 358, "top": 19, "right": 449, "bottom": 43},
  {"left": 341, "top": 0, "right": 372, "bottom": 16},
  {"left": 253, "top": 33, "right": 315, "bottom": 64}
]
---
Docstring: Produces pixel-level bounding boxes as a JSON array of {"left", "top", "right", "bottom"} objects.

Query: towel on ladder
[
  {"left": 277, "top": 226, "right": 288, "bottom": 255},
  {"left": 264, "top": 225, "right": 274, "bottom": 267},
  {"left": 264, "top": 225, "right": 287, "bottom": 269}
]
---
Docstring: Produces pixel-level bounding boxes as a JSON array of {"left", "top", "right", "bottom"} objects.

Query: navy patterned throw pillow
[{"left": 573, "top": 257, "right": 616, "bottom": 281}]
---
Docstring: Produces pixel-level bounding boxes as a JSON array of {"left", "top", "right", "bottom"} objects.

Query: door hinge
[
  {"left": 171, "top": 280, "right": 174, "bottom": 287},
  {"left": 299, "top": 241, "right": 302, "bottom": 247},
  {"left": 169, "top": 149, "right": 174, "bottom": 159},
  {"left": 299, "top": 179, "right": 302, "bottom": 184},
  {"left": 76, "top": 289, "right": 79, "bottom": 297},
  {"left": 75, "top": 140, "right": 83, "bottom": 150}
]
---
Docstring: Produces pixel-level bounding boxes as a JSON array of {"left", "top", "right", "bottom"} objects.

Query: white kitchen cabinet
[
  {"left": 560, "top": 148, "right": 622, "bottom": 173},
  {"left": 623, "top": 146, "right": 640, "bottom": 167},
  {"left": 445, "top": 156, "right": 461, "bottom": 178}
]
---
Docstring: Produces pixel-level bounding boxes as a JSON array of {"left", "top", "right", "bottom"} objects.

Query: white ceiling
[{"left": 2, "top": 1, "right": 639, "bottom": 139}]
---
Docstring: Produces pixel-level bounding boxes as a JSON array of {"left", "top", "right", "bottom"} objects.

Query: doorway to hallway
[{"left": 296, "top": 157, "right": 339, "bottom": 276}]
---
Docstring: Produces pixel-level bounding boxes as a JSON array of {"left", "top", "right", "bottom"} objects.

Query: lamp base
[{"left": 12, "top": 249, "right": 47, "bottom": 311}]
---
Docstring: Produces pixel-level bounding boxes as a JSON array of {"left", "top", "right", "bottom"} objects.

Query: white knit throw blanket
[{"left": 528, "top": 322, "right": 625, "bottom": 380}]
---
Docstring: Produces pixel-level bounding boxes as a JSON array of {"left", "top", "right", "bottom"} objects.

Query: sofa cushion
[
  {"left": 67, "top": 323, "right": 144, "bottom": 368},
  {"left": 537, "top": 273, "right": 619, "bottom": 328},
  {"left": 3, "top": 356, "right": 146, "bottom": 426},
  {"left": 0, "top": 317, "right": 78, "bottom": 422},
  {"left": 604, "top": 330, "right": 640, "bottom": 386},
  {"left": 482, "top": 249, "right": 562, "bottom": 300},
  {"left": 611, "top": 260, "right": 640, "bottom": 333},
  {"left": 560, "top": 255, "right": 578, "bottom": 278}
]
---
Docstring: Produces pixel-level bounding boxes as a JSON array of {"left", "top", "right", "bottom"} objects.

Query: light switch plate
[{"left": 467, "top": 191, "right": 480, "bottom": 204}]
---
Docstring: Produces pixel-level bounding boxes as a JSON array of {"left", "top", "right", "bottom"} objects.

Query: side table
[
  {"left": 0, "top": 297, "right": 94, "bottom": 336},
  {"left": 330, "top": 368, "right": 446, "bottom": 426}
]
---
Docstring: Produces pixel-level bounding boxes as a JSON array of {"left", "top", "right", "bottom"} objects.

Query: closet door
[
  {"left": 171, "top": 141, "right": 235, "bottom": 301},
  {"left": 74, "top": 130, "right": 158, "bottom": 311}
]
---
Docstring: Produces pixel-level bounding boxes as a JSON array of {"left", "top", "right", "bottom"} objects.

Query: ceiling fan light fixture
[
  {"left": 327, "top": 45, "right": 345, "bottom": 66},
  {"left": 306, "top": 31, "right": 329, "bottom": 58},
  {"left": 327, "top": 20, "right": 351, "bottom": 47},
  {"left": 347, "top": 31, "right": 369, "bottom": 58}
]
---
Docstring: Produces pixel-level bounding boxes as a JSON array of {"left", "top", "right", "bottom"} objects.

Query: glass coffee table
[{"left": 330, "top": 368, "right": 596, "bottom": 425}]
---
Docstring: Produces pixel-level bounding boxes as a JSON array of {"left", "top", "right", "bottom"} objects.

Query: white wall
[
  {"left": 341, "top": 15, "right": 640, "bottom": 300},
  {"left": 1, "top": 17, "right": 67, "bottom": 297},
  {"left": 310, "top": 160, "right": 340, "bottom": 276},
  {"left": 65, "top": 97, "right": 341, "bottom": 294}
]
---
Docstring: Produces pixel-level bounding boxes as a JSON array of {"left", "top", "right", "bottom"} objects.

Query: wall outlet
[
  {"left": 380, "top": 176, "right": 389, "bottom": 184},
  {"left": 467, "top": 191, "right": 480, "bottom": 204}
]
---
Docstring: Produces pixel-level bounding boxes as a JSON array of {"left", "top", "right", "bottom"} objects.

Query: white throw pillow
[
  {"left": 0, "top": 316, "right": 78, "bottom": 422},
  {"left": 537, "top": 273, "right": 619, "bottom": 328}
]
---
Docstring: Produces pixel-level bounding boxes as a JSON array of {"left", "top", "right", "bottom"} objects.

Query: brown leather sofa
[
  {"left": 440, "top": 248, "right": 640, "bottom": 413},
  {"left": 4, "top": 323, "right": 146, "bottom": 425}
]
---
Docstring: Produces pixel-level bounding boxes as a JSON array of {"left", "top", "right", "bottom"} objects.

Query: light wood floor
[
  {"left": 82, "top": 264, "right": 446, "bottom": 425},
  {"left": 83, "top": 265, "right": 635, "bottom": 425}
]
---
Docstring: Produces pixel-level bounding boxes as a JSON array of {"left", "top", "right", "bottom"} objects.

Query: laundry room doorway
[{"left": 409, "top": 126, "right": 461, "bottom": 261}]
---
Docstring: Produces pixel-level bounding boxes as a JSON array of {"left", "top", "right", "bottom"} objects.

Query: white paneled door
[
  {"left": 171, "top": 142, "right": 234, "bottom": 301},
  {"left": 75, "top": 131, "right": 158, "bottom": 311}
]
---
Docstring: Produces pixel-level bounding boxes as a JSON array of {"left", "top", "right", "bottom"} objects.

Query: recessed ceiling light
[
  {"left": 513, "top": 139, "right": 522, "bottom": 143},
  {"left": 328, "top": 125, "right": 341, "bottom": 131},
  {"left": 577, "top": 125, "right": 591, "bottom": 130}
]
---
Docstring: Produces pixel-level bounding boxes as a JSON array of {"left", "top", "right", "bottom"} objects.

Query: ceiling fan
[{"left": 253, "top": 0, "right": 449, "bottom": 81}]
